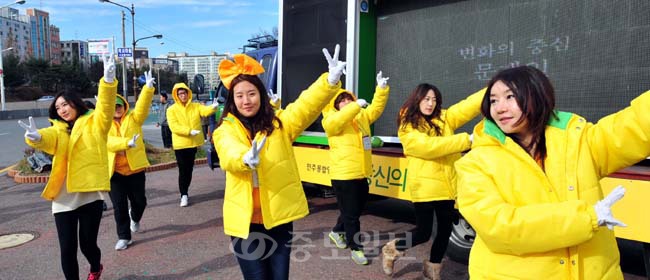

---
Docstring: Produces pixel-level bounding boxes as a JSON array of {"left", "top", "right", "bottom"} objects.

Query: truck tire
[{"left": 446, "top": 215, "right": 475, "bottom": 264}]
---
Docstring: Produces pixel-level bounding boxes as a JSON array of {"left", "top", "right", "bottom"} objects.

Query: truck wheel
[{"left": 446, "top": 216, "right": 475, "bottom": 264}]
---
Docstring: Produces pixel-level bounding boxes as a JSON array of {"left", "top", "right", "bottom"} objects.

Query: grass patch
[
  {"left": 16, "top": 157, "right": 42, "bottom": 175},
  {"left": 146, "top": 143, "right": 176, "bottom": 165}
]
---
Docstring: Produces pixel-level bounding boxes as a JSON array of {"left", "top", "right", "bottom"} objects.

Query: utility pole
[
  {"left": 131, "top": 3, "right": 137, "bottom": 102},
  {"left": 157, "top": 66, "right": 160, "bottom": 96},
  {"left": 121, "top": 10, "right": 128, "bottom": 99}
]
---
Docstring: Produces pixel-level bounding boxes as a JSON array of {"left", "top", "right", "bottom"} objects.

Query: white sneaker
[
  {"left": 130, "top": 220, "right": 140, "bottom": 232},
  {"left": 128, "top": 209, "right": 140, "bottom": 232},
  {"left": 180, "top": 195, "right": 189, "bottom": 207},
  {"left": 115, "top": 239, "right": 133, "bottom": 250}
]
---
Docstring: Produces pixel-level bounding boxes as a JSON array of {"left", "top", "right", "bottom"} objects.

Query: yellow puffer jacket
[
  {"left": 398, "top": 88, "right": 484, "bottom": 202},
  {"left": 455, "top": 91, "right": 650, "bottom": 280},
  {"left": 167, "top": 83, "right": 217, "bottom": 150},
  {"left": 214, "top": 73, "right": 340, "bottom": 238},
  {"left": 26, "top": 78, "right": 118, "bottom": 200},
  {"left": 107, "top": 86, "right": 155, "bottom": 175},
  {"left": 321, "top": 86, "right": 389, "bottom": 180}
]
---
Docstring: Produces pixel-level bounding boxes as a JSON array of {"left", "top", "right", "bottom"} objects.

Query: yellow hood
[
  {"left": 171, "top": 83, "right": 193, "bottom": 105},
  {"left": 115, "top": 94, "right": 130, "bottom": 122},
  {"left": 322, "top": 88, "right": 356, "bottom": 115}
]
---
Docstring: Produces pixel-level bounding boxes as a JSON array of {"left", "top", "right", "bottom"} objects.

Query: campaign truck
[{"left": 275, "top": 0, "right": 650, "bottom": 275}]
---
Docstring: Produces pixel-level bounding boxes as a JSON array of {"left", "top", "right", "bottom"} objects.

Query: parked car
[{"left": 36, "top": 95, "right": 55, "bottom": 102}]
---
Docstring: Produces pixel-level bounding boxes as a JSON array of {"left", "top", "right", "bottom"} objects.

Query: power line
[{"left": 127, "top": 17, "right": 212, "bottom": 55}]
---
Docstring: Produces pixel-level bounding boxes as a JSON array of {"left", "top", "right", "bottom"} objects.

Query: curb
[{"left": 9, "top": 158, "right": 208, "bottom": 184}]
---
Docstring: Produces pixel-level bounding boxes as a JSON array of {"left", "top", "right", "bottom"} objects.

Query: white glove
[
  {"left": 243, "top": 136, "right": 267, "bottom": 169},
  {"left": 269, "top": 89, "right": 280, "bottom": 104},
  {"left": 323, "top": 44, "right": 347, "bottom": 86},
  {"left": 127, "top": 134, "right": 139, "bottom": 148},
  {"left": 144, "top": 69, "right": 156, "bottom": 88},
  {"left": 356, "top": 99, "right": 369, "bottom": 108},
  {"left": 594, "top": 185, "right": 627, "bottom": 230},
  {"left": 376, "top": 71, "right": 389, "bottom": 89},
  {"left": 210, "top": 102, "right": 220, "bottom": 110},
  {"left": 18, "top": 116, "right": 41, "bottom": 142},
  {"left": 102, "top": 53, "right": 116, "bottom": 83},
  {"left": 190, "top": 130, "right": 201, "bottom": 136}
]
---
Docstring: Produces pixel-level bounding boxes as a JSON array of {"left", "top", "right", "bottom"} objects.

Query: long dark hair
[
  {"left": 220, "top": 74, "right": 282, "bottom": 137},
  {"left": 481, "top": 66, "right": 557, "bottom": 162},
  {"left": 48, "top": 91, "right": 89, "bottom": 127},
  {"left": 397, "top": 83, "right": 443, "bottom": 135}
]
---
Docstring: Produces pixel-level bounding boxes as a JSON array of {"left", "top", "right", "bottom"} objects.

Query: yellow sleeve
[
  {"left": 199, "top": 103, "right": 218, "bottom": 117},
  {"left": 455, "top": 154, "right": 597, "bottom": 255},
  {"left": 166, "top": 105, "right": 191, "bottom": 136},
  {"left": 585, "top": 90, "right": 650, "bottom": 177},
  {"left": 279, "top": 73, "right": 340, "bottom": 141},
  {"left": 26, "top": 126, "right": 59, "bottom": 155},
  {"left": 398, "top": 123, "right": 471, "bottom": 160},
  {"left": 214, "top": 120, "right": 250, "bottom": 173},
  {"left": 107, "top": 135, "right": 128, "bottom": 152},
  {"left": 445, "top": 88, "right": 485, "bottom": 130},
  {"left": 361, "top": 85, "right": 390, "bottom": 124},
  {"left": 322, "top": 102, "right": 360, "bottom": 136},
  {"left": 94, "top": 78, "right": 118, "bottom": 135},
  {"left": 131, "top": 86, "right": 155, "bottom": 125}
]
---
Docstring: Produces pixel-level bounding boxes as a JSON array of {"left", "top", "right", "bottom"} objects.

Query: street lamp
[
  {"left": 98, "top": 0, "right": 134, "bottom": 101},
  {"left": 0, "top": 0, "right": 26, "bottom": 111},
  {"left": 134, "top": 34, "right": 162, "bottom": 100}
]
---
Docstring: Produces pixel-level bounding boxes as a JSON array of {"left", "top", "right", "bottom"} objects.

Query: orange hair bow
[{"left": 218, "top": 54, "right": 265, "bottom": 89}]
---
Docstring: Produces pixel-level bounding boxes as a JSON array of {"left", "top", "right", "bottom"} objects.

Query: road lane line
[{"left": 0, "top": 164, "right": 16, "bottom": 174}]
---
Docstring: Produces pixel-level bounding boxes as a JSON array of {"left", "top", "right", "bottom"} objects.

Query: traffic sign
[{"left": 117, "top": 48, "right": 132, "bottom": 57}]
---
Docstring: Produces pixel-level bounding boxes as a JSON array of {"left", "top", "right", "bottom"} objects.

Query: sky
[{"left": 13, "top": 0, "right": 279, "bottom": 57}]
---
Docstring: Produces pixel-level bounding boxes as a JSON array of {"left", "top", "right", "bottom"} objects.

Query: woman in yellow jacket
[
  {"left": 213, "top": 45, "right": 345, "bottom": 279},
  {"left": 106, "top": 70, "right": 155, "bottom": 251},
  {"left": 382, "top": 83, "right": 485, "bottom": 279},
  {"left": 455, "top": 66, "right": 650, "bottom": 279},
  {"left": 20, "top": 55, "right": 117, "bottom": 280},
  {"left": 166, "top": 82, "right": 218, "bottom": 206},
  {"left": 322, "top": 71, "right": 390, "bottom": 265}
]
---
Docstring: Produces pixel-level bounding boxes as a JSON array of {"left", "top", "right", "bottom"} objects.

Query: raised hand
[
  {"left": 145, "top": 70, "right": 156, "bottom": 88},
  {"left": 594, "top": 185, "right": 627, "bottom": 230},
  {"left": 376, "top": 71, "right": 389, "bottom": 89},
  {"left": 18, "top": 116, "right": 41, "bottom": 142},
  {"left": 243, "top": 136, "right": 267, "bottom": 169},
  {"left": 102, "top": 53, "right": 116, "bottom": 83},
  {"left": 269, "top": 89, "right": 280, "bottom": 104},
  {"left": 127, "top": 134, "right": 140, "bottom": 148},
  {"left": 322, "top": 44, "right": 347, "bottom": 85},
  {"left": 356, "top": 99, "right": 369, "bottom": 108}
]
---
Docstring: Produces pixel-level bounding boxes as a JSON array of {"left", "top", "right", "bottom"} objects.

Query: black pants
[
  {"left": 331, "top": 178, "right": 369, "bottom": 250},
  {"left": 396, "top": 200, "right": 455, "bottom": 263},
  {"left": 109, "top": 171, "right": 147, "bottom": 240},
  {"left": 202, "top": 124, "right": 209, "bottom": 140},
  {"left": 231, "top": 223, "right": 293, "bottom": 280},
  {"left": 161, "top": 125, "right": 172, "bottom": 148},
  {"left": 53, "top": 200, "right": 103, "bottom": 280},
  {"left": 175, "top": 147, "right": 197, "bottom": 196}
]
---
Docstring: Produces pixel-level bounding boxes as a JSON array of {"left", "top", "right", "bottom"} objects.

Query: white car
[{"left": 36, "top": 95, "right": 55, "bottom": 102}]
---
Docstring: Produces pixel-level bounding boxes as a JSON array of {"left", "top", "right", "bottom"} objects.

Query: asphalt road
[{"left": 0, "top": 114, "right": 163, "bottom": 170}]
